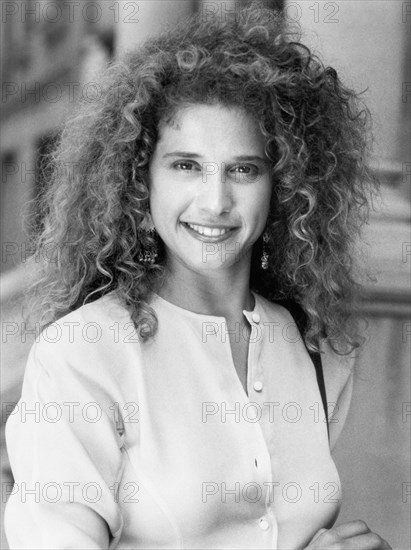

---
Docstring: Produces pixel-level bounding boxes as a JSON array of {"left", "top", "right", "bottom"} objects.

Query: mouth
[{"left": 181, "top": 222, "right": 238, "bottom": 242}]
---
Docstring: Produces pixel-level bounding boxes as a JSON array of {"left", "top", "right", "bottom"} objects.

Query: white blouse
[{"left": 5, "top": 290, "right": 354, "bottom": 549}]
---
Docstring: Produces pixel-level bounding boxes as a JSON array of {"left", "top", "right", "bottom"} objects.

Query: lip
[
  {"left": 181, "top": 222, "right": 239, "bottom": 243},
  {"left": 182, "top": 222, "right": 238, "bottom": 229}
]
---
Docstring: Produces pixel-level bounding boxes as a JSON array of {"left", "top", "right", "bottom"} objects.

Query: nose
[{"left": 196, "top": 163, "right": 233, "bottom": 216}]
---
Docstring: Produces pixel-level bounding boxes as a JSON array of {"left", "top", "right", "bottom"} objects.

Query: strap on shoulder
[{"left": 277, "top": 300, "right": 330, "bottom": 442}]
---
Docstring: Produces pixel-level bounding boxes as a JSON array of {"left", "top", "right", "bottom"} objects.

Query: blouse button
[
  {"left": 252, "top": 312, "right": 260, "bottom": 323},
  {"left": 259, "top": 518, "right": 269, "bottom": 531},
  {"left": 253, "top": 381, "right": 263, "bottom": 392}
]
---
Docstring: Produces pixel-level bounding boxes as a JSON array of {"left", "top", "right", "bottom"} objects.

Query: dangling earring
[
  {"left": 261, "top": 232, "right": 269, "bottom": 270},
  {"left": 138, "top": 217, "right": 158, "bottom": 265}
]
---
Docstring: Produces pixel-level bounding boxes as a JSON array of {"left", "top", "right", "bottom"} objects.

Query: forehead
[{"left": 155, "top": 103, "right": 266, "bottom": 156}]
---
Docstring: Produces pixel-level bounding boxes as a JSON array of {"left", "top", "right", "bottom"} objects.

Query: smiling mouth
[{"left": 181, "top": 222, "right": 238, "bottom": 241}]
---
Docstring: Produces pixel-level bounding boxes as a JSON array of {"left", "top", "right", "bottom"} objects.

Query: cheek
[
  {"left": 245, "top": 183, "right": 272, "bottom": 235},
  {"left": 149, "top": 170, "right": 171, "bottom": 211},
  {"left": 249, "top": 180, "right": 272, "bottom": 216},
  {"left": 149, "top": 176, "right": 188, "bottom": 228}
]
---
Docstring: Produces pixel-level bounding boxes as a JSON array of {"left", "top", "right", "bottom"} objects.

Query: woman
[{"left": 5, "top": 4, "right": 391, "bottom": 549}]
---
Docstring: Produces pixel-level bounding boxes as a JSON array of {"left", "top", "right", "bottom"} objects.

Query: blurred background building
[{"left": 1, "top": 0, "right": 410, "bottom": 548}]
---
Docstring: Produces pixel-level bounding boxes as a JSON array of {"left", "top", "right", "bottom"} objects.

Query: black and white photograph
[{"left": 1, "top": 0, "right": 410, "bottom": 548}]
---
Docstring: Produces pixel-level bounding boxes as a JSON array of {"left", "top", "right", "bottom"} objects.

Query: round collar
[{"left": 150, "top": 290, "right": 261, "bottom": 324}]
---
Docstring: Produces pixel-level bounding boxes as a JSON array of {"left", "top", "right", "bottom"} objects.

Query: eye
[
  {"left": 173, "top": 161, "right": 200, "bottom": 172},
  {"left": 229, "top": 164, "right": 260, "bottom": 178}
]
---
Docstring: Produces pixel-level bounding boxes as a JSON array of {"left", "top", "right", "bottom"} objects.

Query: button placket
[
  {"left": 244, "top": 309, "right": 263, "bottom": 394},
  {"left": 246, "top": 321, "right": 255, "bottom": 397},
  {"left": 250, "top": 317, "right": 264, "bottom": 396},
  {"left": 244, "top": 308, "right": 265, "bottom": 474},
  {"left": 253, "top": 380, "right": 263, "bottom": 392},
  {"left": 245, "top": 312, "right": 272, "bottom": 504},
  {"left": 252, "top": 312, "right": 261, "bottom": 324},
  {"left": 247, "top": 311, "right": 278, "bottom": 546},
  {"left": 259, "top": 518, "right": 270, "bottom": 531}
]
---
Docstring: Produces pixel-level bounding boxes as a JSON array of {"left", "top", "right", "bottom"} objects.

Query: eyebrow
[{"left": 162, "top": 151, "right": 270, "bottom": 164}]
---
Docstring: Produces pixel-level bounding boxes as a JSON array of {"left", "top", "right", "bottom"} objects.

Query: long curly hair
[{"left": 26, "top": 2, "right": 377, "bottom": 355}]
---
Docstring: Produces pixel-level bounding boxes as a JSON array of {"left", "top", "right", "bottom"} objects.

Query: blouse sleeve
[{"left": 4, "top": 339, "right": 125, "bottom": 549}]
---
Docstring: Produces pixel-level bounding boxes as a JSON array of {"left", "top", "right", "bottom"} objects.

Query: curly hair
[{"left": 26, "top": 2, "right": 377, "bottom": 355}]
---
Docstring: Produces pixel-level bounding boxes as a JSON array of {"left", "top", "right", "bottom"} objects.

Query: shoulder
[
  {"left": 39, "top": 291, "right": 131, "bottom": 335},
  {"left": 255, "top": 291, "right": 354, "bottom": 375},
  {"left": 25, "top": 292, "right": 141, "bottom": 400},
  {"left": 35, "top": 291, "right": 134, "bottom": 352},
  {"left": 254, "top": 292, "right": 354, "bottom": 398}
]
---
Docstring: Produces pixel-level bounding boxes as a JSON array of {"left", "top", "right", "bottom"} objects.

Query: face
[{"left": 148, "top": 103, "right": 272, "bottom": 275}]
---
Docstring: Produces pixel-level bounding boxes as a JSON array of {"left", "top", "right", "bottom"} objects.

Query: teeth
[{"left": 186, "top": 223, "right": 231, "bottom": 237}]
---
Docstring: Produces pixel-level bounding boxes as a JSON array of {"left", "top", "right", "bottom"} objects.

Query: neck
[{"left": 156, "top": 256, "right": 255, "bottom": 319}]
